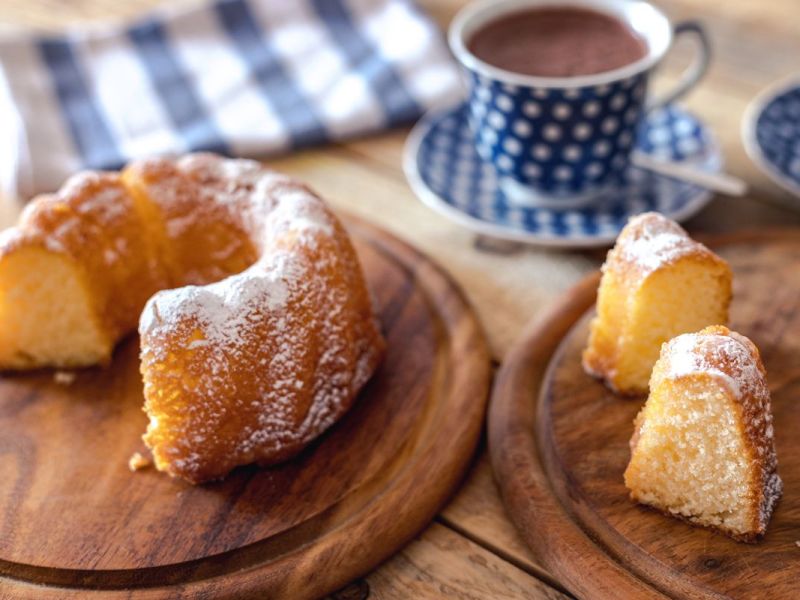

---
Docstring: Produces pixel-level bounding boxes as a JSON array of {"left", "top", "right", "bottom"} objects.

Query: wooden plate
[
  {"left": 0, "top": 216, "right": 491, "bottom": 599},
  {"left": 489, "top": 230, "right": 800, "bottom": 599}
]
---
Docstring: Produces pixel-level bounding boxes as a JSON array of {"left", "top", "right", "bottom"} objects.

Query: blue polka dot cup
[{"left": 449, "top": 0, "right": 711, "bottom": 207}]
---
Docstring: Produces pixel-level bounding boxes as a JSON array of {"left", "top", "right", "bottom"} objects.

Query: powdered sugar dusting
[
  {"left": 141, "top": 260, "right": 290, "bottom": 346},
  {"left": 621, "top": 231, "right": 688, "bottom": 272},
  {"left": 665, "top": 335, "right": 738, "bottom": 396},
  {"left": 612, "top": 212, "right": 702, "bottom": 277},
  {"left": 14, "top": 172, "right": 138, "bottom": 269},
  {"left": 136, "top": 155, "right": 384, "bottom": 482},
  {"left": 662, "top": 329, "right": 768, "bottom": 400},
  {"left": 264, "top": 190, "right": 334, "bottom": 239}
]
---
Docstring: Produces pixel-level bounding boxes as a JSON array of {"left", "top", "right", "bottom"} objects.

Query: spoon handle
[{"left": 631, "top": 151, "right": 748, "bottom": 197}]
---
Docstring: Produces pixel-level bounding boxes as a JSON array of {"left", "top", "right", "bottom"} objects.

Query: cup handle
[{"left": 646, "top": 20, "right": 711, "bottom": 111}]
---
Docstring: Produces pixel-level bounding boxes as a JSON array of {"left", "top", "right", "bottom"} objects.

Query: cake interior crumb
[
  {"left": 53, "top": 370, "right": 76, "bottom": 385},
  {"left": 129, "top": 452, "right": 153, "bottom": 472}
]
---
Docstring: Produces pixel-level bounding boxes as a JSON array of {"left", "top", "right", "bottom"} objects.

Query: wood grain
[
  {"left": 439, "top": 455, "right": 557, "bottom": 584},
  {"left": 364, "top": 523, "right": 569, "bottom": 600},
  {"left": 0, "top": 216, "right": 492, "bottom": 599},
  {"left": 490, "top": 230, "right": 800, "bottom": 599}
]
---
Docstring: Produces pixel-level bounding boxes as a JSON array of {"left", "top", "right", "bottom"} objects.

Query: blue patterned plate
[
  {"left": 743, "top": 76, "right": 800, "bottom": 201},
  {"left": 404, "top": 103, "right": 721, "bottom": 247}
]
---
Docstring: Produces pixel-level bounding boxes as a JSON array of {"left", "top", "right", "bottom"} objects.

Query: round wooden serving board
[
  {"left": 0, "top": 216, "right": 491, "bottom": 599},
  {"left": 489, "top": 230, "right": 800, "bottom": 600}
]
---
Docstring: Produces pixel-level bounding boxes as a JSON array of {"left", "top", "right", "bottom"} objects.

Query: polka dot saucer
[
  {"left": 743, "top": 75, "right": 800, "bottom": 202},
  {"left": 404, "top": 102, "right": 722, "bottom": 247}
]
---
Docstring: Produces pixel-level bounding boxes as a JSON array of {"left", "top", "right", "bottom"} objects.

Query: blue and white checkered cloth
[{"left": 0, "top": 0, "right": 460, "bottom": 201}]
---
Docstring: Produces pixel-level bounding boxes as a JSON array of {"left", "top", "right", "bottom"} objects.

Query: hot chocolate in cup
[{"left": 449, "top": 0, "right": 711, "bottom": 208}]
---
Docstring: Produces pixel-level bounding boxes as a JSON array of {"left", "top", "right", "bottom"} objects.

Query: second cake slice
[{"left": 583, "top": 212, "right": 732, "bottom": 395}]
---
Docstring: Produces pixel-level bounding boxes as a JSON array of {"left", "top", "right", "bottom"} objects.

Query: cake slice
[
  {"left": 624, "top": 326, "right": 782, "bottom": 542},
  {"left": 0, "top": 172, "right": 165, "bottom": 368},
  {"left": 583, "top": 212, "right": 732, "bottom": 395}
]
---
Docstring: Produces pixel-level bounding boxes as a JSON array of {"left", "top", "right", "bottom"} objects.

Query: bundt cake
[
  {"left": 583, "top": 212, "right": 732, "bottom": 395},
  {"left": 624, "top": 326, "right": 781, "bottom": 542},
  {"left": 0, "top": 154, "right": 385, "bottom": 483}
]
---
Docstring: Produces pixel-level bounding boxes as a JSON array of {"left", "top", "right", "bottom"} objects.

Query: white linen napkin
[{"left": 0, "top": 0, "right": 461, "bottom": 202}]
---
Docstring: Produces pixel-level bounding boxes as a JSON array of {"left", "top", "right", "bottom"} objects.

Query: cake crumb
[
  {"left": 128, "top": 452, "right": 153, "bottom": 472},
  {"left": 53, "top": 370, "right": 76, "bottom": 385},
  {"left": 795, "top": 541, "right": 800, "bottom": 548}
]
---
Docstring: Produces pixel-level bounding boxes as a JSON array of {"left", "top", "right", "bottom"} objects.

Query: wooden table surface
[{"left": 1, "top": 1, "right": 799, "bottom": 598}]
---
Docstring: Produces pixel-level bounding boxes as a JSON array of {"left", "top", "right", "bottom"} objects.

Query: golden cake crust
[{"left": 132, "top": 155, "right": 386, "bottom": 482}]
